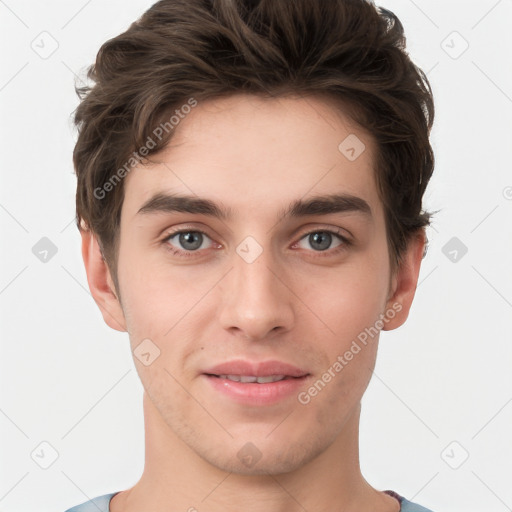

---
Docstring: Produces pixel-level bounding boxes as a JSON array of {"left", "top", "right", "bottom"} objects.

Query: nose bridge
[{"left": 218, "top": 235, "right": 294, "bottom": 339}]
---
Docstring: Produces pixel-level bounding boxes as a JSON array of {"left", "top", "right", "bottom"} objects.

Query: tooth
[
  {"left": 256, "top": 375, "right": 286, "bottom": 383},
  {"left": 217, "top": 374, "right": 288, "bottom": 383},
  {"left": 240, "top": 375, "right": 258, "bottom": 383}
]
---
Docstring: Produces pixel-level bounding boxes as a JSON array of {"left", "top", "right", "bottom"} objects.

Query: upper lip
[{"left": 203, "top": 360, "right": 309, "bottom": 378}]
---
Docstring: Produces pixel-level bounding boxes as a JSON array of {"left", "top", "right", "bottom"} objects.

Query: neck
[{"left": 110, "top": 392, "right": 398, "bottom": 512}]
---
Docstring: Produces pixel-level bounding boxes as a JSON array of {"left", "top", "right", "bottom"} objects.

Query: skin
[{"left": 81, "top": 93, "right": 425, "bottom": 512}]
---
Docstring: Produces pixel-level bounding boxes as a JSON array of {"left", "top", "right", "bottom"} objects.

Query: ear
[
  {"left": 381, "top": 229, "right": 426, "bottom": 331},
  {"left": 80, "top": 228, "right": 127, "bottom": 332}
]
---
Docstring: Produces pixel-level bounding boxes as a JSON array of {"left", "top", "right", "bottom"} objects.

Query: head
[
  {"left": 74, "top": 0, "right": 434, "bottom": 293},
  {"left": 75, "top": 0, "right": 434, "bottom": 475}
]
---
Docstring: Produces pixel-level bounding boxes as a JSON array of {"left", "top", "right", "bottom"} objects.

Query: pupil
[
  {"left": 180, "top": 232, "right": 202, "bottom": 250},
  {"left": 310, "top": 232, "right": 331, "bottom": 251}
]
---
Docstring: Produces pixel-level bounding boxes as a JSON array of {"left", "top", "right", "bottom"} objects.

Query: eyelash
[{"left": 161, "top": 227, "right": 352, "bottom": 259}]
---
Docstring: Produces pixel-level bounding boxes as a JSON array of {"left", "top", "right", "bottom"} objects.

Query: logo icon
[
  {"left": 236, "top": 236, "right": 263, "bottom": 264},
  {"left": 32, "top": 237, "right": 58, "bottom": 263},
  {"left": 338, "top": 134, "right": 366, "bottom": 162},
  {"left": 31, "top": 441, "right": 59, "bottom": 469},
  {"left": 441, "top": 441, "right": 469, "bottom": 470},
  {"left": 237, "top": 442, "right": 262, "bottom": 468},
  {"left": 133, "top": 338, "right": 161, "bottom": 366},
  {"left": 31, "top": 31, "right": 59, "bottom": 60},
  {"left": 442, "top": 237, "right": 468, "bottom": 263},
  {"left": 441, "top": 31, "right": 469, "bottom": 60}
]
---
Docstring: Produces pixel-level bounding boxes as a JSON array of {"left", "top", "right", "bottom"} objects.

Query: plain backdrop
[{"left": 1, "top": 1, "right": 511, "bottom": 511}]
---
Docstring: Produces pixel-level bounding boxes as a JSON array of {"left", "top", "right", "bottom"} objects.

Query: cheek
[
  {"left": 298, "top": 259, "right": 388, "bottom": 344},
  {"left": 116, "top": 260, "right": 214, "bottom": 386},
  {"left": 117, "top": 247, "right": 200, "bottom": 335}
]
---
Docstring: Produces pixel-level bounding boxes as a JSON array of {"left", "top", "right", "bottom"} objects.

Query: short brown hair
[{"left": 73, "top": 0, "right": 435, "bottom": 292}]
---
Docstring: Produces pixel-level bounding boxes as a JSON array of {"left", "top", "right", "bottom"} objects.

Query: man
[{"left": 65, "top": 0, "right": 436, "bottom": 510}]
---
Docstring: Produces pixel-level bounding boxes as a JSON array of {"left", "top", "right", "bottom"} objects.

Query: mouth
[
  {"left": 205, "top": 374, "right": 308, "bottom": 384},
  {"left": 203, "top": 359, "right": 309, "bottom": 379},
  {"left": 201, "top": 361, "right": 311, "bottom": 405}
]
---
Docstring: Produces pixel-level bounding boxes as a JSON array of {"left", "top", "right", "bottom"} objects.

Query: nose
[{"left": 217, "top": 243, "right": 295, "bottom": 341}]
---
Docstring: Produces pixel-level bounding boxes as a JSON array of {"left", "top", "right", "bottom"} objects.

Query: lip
[
  {"left": 203, "top": 359, "right": 309, "bottom": 378},
  {"left": 202, "top": 360, "right": 310, "bottom": 406}
]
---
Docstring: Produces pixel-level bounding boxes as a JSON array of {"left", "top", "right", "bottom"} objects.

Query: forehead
[{"left": 121, "top": 93, "right": 383, "bottom": 225}]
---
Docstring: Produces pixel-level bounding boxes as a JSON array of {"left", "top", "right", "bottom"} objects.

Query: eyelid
[
  {"left": 162, "top": 226, "right": 218, "bottom": 251},
  {"left": 161, "top": 224, "right": 352, "bottom": 256},
  {"left": 295, "top": 224, "right": 352, "bottom": 242}
]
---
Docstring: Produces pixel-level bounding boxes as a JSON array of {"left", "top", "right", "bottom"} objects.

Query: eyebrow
[{"left": 137, "top": 192, "right": 372, "bottom": 221}]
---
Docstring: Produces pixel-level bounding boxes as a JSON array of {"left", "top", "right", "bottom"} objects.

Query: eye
[
  {"left": 163, "top": 229, "right": 215, "bottom": 257},
  {"left": 162, "top": 227, "right": 351, "bottom": 259},
  {"left": 294, "top": 229, "right": 350, "bottom": 254}
]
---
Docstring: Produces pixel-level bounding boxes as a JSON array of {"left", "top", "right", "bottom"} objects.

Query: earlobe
[
  {"left": 382, "top": 230, "right": 426, "bottom": 331},
  {"left": 80, "top": 229, "right": 127, "bottom": 332}
]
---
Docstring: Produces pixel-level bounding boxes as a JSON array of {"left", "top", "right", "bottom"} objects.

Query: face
[{"left": 99, "top": 94, "right": 407, "bottom": 475}]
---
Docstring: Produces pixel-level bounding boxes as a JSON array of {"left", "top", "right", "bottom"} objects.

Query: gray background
[{"left": 1, "top": 1, "right": 511, "bottom": 511}]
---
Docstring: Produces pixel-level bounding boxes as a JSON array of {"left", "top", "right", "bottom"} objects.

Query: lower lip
[{"left": 203, "top": 374, "right": 310, "bottom": 405}]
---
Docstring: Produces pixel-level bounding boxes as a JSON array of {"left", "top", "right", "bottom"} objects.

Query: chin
[{"left": 196, "top": 434, "right": 325, "bottom": 476}]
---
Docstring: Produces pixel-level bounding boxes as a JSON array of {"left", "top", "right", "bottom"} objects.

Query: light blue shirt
[{"left": 64, "top": 491, "right": 435, "bottom": 511}]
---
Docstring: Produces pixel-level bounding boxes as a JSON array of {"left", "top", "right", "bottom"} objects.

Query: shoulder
[
  {"left": 400, "top": 496, "right": 436, "bottom": 512},
  {"left": 63, "top": 492, "right": 119, "bottom": 512},
  {"left": 385, "top": 490, "right": 435, "bottom": 512}
]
